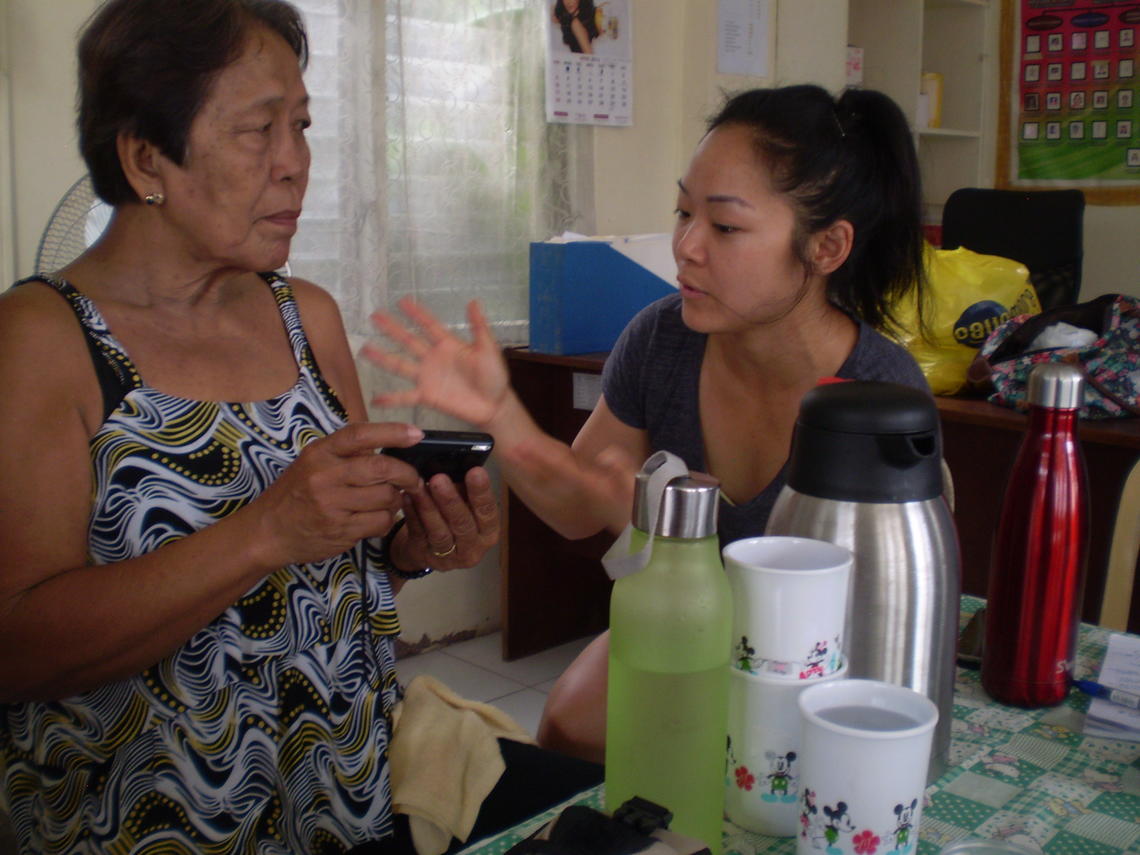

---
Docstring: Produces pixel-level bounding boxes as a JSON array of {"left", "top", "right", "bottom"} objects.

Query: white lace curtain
[{"left": 289, "top": 0, "right": 590, "bottom": 416}]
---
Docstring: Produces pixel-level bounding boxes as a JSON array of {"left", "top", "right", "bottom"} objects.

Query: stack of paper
[{"left": 1083, "top": 632, "right": 1140, "bottom": 740}]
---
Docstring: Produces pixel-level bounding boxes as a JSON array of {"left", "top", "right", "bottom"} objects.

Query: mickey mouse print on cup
[
  {"left": 795, "top": 679, "right": 938, "bottom": 855},
  {"left": 726, "top": 660, "right": 849, "bottom": 836},
  {"left": 722, "top": 536, "right": 852, "bottom": 680}
]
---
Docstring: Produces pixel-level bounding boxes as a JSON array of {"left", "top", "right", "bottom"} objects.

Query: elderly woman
[{"left": 0, "top": 1, "right": 598, "bottom": 853}]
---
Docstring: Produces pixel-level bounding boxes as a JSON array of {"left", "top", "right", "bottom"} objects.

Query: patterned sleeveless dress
[{"left": 0, "top": 274, "right": 402, "bottom": 854}]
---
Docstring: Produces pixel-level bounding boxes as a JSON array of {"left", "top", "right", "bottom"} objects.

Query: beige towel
[{"left": 389, "top": 675, "right": 536, "bottom": 855}]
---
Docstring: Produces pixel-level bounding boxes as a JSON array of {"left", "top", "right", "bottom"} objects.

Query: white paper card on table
[{"left": 1083, "top": 632, "right": 1140, "bottom": 740}]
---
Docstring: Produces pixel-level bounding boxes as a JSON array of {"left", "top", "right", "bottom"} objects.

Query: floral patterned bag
[{"left": 966, "top": 293, "right": 1140, "bottom": 419}]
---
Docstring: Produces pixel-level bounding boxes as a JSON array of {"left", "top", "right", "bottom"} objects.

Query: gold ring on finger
[{"left": 431, "top": 542, "right": 457, "bottom": 558}]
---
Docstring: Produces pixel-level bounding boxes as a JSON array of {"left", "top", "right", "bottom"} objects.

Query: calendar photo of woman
[
  {"left": 552, "top": 0, "right": 599, "bottom": 54},
  {"left": 548, "top": 0, "right": 630, "bottom": 60}
]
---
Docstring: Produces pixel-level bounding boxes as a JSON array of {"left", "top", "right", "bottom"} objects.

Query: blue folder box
[{"left": 529, "top": 239, "right": 676, "bottom": 355}]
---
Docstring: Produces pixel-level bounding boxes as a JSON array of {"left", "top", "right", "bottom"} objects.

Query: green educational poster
[{"left": 1011, "top": 0, "right": 1140, "bottom": 186}]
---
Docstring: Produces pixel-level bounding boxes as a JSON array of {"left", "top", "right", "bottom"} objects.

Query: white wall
[
  {"left": 0, "top": 0, "right": 14, "bottom": 285},
  {"left": 590, "top": 0, "right": 848, "bottom": 238},
  {"left": 3, "top": 0, "right": 1133, "bottom": 650},
  {"left": 5, "top": 0, "right": 96, "bottom": 277},
  {"left": 1083, "top": 207, "right": 1140, "bottom": 299}
]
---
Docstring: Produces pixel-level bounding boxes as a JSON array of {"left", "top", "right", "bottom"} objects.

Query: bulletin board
[{"left": 997, "top": 0, "right": 1140, "bottom": 203}]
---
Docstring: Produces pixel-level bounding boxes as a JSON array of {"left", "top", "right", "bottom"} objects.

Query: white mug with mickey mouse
[
  {"left": 795, "top": 679, "right": 938, "bottom": 855},
  {"left": 726, "top": 660, "right": 848, "bottom": 836}
]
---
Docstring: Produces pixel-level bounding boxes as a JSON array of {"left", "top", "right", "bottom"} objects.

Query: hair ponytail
[{"left": 830, "top": 88, "right": 926, "bottom": 331}]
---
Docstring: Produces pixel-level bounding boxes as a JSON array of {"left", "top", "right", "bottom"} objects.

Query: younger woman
[{"left": 366, "top": 85, "right": 931, "bottom": 763}]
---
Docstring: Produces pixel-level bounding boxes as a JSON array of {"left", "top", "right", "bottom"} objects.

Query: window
[{"left": 290, "top": 0, "right": 581, "bottom": 354}]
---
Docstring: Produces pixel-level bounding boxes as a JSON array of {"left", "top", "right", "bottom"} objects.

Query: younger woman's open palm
[{"left": 365, "top": 298, "right": 509, "bottom": 428}]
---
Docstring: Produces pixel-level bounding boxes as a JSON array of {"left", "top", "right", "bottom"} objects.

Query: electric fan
[{"left": 34, "top": 174, "right": 112, "bottom": 273}]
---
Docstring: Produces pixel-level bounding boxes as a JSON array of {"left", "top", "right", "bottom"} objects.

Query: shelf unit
[{"left": 848, "top": 0, "right": 998, "bottom": 227}]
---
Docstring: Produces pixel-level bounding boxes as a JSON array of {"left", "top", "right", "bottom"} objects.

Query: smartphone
[{"left": 382, "top": 430, "right": 494, "bottom": 482}]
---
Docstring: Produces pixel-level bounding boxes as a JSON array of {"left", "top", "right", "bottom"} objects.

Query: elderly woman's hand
[
  {"left": 389, "top": 466, "right": 500, "bottom": 573},
  {"left": 251, "top": 421, "right": 426, "bottom": 569}
]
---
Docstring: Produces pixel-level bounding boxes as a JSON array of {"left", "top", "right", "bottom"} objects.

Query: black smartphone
[{"left": 382, "top": 430, "right": 494, "bottom": 482}]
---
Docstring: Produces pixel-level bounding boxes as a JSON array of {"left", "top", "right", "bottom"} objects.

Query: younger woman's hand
[
  {"left": 363, "top": 298, "right": 511, "bottom": 430},
  {"left": 389, "top": 466, "right": 500, "bottom": 573}
]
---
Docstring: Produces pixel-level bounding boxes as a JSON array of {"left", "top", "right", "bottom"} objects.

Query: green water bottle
[{"left": 604, "top": 473, "right": 732, "bottom": 855}]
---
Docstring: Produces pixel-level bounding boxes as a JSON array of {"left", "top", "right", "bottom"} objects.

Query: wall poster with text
[{"left": 999, "top": 0, "right": 1140, "bottom": 202}]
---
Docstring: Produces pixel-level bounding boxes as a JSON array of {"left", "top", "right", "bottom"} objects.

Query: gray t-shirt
[{"left": 602, "top": 292, "right": 931, "bottom": 545}]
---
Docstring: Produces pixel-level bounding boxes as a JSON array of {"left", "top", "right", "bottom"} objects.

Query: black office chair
[{"left": 940, "top": 188, "right": 1086, "bottom": 311}]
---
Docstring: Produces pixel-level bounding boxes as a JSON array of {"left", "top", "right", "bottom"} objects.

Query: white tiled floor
[{"left": 394, "top": 632, "right": 598, "bottom": 738}]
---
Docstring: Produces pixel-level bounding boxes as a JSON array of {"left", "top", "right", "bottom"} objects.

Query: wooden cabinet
[
  {"left": 499, "top": 348, "right": 613, "bottom": 660},
  {"left": 848, "top": 0, "right": 998, "bottom": 225}
]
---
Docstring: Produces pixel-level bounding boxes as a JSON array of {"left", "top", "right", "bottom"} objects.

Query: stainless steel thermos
[{"left": 765, "top": 380, "right": 960, "bottom": 780}]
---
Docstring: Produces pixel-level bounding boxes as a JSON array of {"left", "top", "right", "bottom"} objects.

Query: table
[
  {"left": 462, "top": 597, "right": 1140, "bottom": 855},
  {"left": 500, "top": 347, "right": 1140, "bottom": 661}
]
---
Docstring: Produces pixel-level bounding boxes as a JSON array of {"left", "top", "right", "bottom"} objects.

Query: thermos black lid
[{"left": 786, "top": 381, "right": 944, "bottom": 503}]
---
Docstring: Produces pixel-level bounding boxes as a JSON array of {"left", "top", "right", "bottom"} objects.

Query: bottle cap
[
  {"left": 1027, "top": 362, "right": 1084, "bottom": 410},
  {"left": 656, "top": 473, "right": 720, "bottom": 539}
]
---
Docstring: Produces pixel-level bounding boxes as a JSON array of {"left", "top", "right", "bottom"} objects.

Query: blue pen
[{"left": 1073, "top": 679, "right": 1140, "bottom": 710}]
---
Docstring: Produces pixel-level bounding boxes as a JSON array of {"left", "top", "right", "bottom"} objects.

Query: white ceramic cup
[
  {"left": 725, "top": 660, "right": 849, "bottom": 837},
  {"left": 722, "top": 536, "right": 852, "bottom": 679},
  {"left": 795, "top": 679, "right": 938, "bottom": 855}
]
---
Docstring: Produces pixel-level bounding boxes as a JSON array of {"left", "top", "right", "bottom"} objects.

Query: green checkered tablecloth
[{"left": 459, "top": 596, "right": 1140, "bottom": 855}]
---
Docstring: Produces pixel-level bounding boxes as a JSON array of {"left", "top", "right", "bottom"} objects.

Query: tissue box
[{"left": 529, "top": 236, "right": 676, "bottom": 355}]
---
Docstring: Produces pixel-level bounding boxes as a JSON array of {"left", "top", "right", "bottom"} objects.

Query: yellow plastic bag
[{"left": 892, "top": 246, "right": 1042, "bottom": 395}]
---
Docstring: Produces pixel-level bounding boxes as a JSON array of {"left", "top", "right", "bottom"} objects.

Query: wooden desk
[{"left": 500, "top": 348, "right": 1140, "bottom": 659}]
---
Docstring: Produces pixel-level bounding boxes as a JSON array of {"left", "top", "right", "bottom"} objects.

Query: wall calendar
[{"left": 545, "top": 0, "right": 633, "bottom": 127}]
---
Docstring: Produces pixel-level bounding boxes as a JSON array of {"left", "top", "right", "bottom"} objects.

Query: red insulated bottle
[{"left": 981, "top": 362, "right": 1089, "bottom": 707}]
